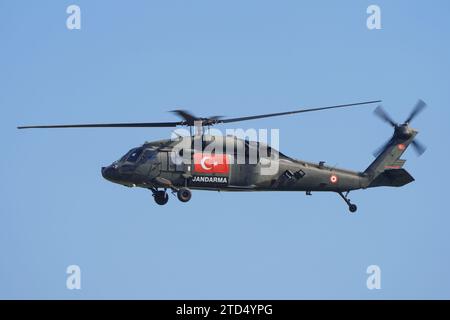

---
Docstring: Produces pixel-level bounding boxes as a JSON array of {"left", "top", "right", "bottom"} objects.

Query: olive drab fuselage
[{"left": 101, "top": 135, "right": 371, "bottom": 193}]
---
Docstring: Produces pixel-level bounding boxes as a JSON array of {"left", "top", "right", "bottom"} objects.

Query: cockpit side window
[
  {"left": 143, "top": 149, "right": 157, "bottom": 161},
  {"left": 126, "top": 148, "right": 144, "bottom": 163}
]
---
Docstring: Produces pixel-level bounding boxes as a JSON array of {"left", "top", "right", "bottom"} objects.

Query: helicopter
[{"left": 17, "top": 99, "right": 427, "bottom": 212}]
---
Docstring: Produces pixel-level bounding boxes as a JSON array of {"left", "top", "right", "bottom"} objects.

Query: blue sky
[{"left": 1, "top": 0, "right": 450, "bottom": 299}]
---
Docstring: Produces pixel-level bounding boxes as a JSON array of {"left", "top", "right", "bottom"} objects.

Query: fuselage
[{"left": 101, "top": 135, "right": 370, "bottom": 193}]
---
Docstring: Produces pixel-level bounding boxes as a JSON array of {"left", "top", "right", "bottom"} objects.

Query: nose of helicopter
[{"left": 101, "top": 165, "right": 118, "bottom": 181}]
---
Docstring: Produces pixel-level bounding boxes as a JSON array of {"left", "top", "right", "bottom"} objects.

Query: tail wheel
[
  {"left": 338, "top": 192, "right": 358, "bottom": 214},
  {"left": 177, "top": 187, "right": 192, "bottom": 203},
  {"left": 154, "top": 191, "right": 169, "bottom": 205}
]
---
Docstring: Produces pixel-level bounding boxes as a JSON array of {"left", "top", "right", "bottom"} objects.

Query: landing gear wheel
[
  {"left": 337, "top": 191, "right": 358, "bottom": 214},
  {"left": 349, "top": 204, "right": 357, "bottom": 213},
  {"left": 177, "top": 187, "right": 192, "bottom": 203},
  {"left": 154, "top": 191, "right": 169, "bottom": 205}
]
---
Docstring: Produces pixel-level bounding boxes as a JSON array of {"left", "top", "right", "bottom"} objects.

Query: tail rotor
[{"left": 373, "top": 99, "right": 427, "bottom": 157}]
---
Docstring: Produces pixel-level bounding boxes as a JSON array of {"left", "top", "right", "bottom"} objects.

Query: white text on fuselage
[{"left": 191, "top": 176, "right": 228, "bottom": 184}]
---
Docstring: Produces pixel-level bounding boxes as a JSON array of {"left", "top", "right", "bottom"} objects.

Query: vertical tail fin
[
  {"left": 365, "top": 100, "right": 427, "bottom": 186},
  {"left": 364, "top": 131, "right": 416, "bottom": 180}
]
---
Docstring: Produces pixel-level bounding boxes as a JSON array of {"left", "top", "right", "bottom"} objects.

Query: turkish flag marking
[{"left": 193, "top": 153, "right": 229, "bottom": 174}]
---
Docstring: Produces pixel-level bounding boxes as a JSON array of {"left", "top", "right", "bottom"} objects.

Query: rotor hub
[{"left": 395, "top": 124, "right": 413, "bottom": 139}]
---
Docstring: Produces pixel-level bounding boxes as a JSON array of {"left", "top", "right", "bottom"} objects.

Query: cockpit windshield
[
  {"left": 125, "top": 148, "right": 144, "bottom": 163},
  {"left": 118, "top": 147, "right": 157, "bottom": 163}
]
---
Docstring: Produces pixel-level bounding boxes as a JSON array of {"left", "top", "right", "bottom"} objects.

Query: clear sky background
[{"left": 1, "top": 0, "right": 449, "bottom": 299}]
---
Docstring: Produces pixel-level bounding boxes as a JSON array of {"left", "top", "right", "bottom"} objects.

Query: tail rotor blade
[
  {"left": 405, "top": 99, "right": 427, "bottom": 124},
  {"left": 374, "top": 106, "right": 397, "bottom": 127},
  {"left": 411, "top": 139, "right": 427, "bottom": 156}
]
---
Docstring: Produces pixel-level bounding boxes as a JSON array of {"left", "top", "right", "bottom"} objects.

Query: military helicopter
[{"left": 17, "top": 99, "right": 427, "bottom": 212}]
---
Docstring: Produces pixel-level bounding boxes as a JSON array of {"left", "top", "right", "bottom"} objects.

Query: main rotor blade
[
  {"left": 217, "top": 100, "right": 381, "bottom": 124},
  {"left": 169, "top": 110, "right": 224, "bottom": 125},
  {"left": 411, "top": 139, "right": 427, "bottom": 156},
  {"left": 18, "top": 100, "right": 382, "bottom": 129},
  {"left": 170, "top": 110, "right": 198, "bottom": 122},
  {"left": 405, "top": 99, "right": 427, "bottom": 124},
  {"left": 17, "top": 121, "right": 182, "bottom": 129},
  {"left": 209, "top": 115, "right": 224, "bottom": 121},
  {"left": 374, "top": 105, "right": 397, "bottom": 127}
]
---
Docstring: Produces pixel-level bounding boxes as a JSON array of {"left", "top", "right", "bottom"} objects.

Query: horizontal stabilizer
[
  {"left": 384, "top": 159, "right": 406, "bottom": 170},
  {"left": 368, "top": 169, "right": 415, "bottom": 188}
]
